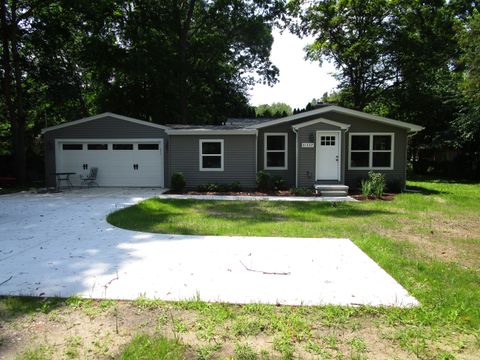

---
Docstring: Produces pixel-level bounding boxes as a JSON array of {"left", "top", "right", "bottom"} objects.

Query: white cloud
[{"left": 248, "top": 29, "right": 339, "bottom": 109}]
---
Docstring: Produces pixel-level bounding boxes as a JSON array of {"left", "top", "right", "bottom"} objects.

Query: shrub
[
  {"left": 171, "top": 172, "right": 186, "bottom": 193},
  {"left": 361, "top": 171, "right": 386, "bottom": 198},
  {"left": 368, "top": 171, "right": 386, "bottom": 198},
  {"left": 196, "top": 182, "right": 242, "bottom": 193},
  {"left": 230, "top": 181, "right": 242, "bottom": 192},
  {"left": 271, "top": 176, "right": 287, "bottom": 191},
  {"left": 290, "top": 187, "right": 315, "bottom": 196},
  {"left": 256, "top": 171, "right": 272, "bottom": 192},
  {"left": 361, "top": 179, "right": 373, "bottom": 197}
]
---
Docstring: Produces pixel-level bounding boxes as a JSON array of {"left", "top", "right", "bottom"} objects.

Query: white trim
[
  {"left": 253, "top": 105, "right": 424, "bottom": 132},
  {"left": 199, "top": 139, "right": 224, "bottom": 172},
  {"left": 166, "top": 129, "right": 257, "bottom": 135},
  {"left": 348, "top": 133, "right": 395, "bottom": 170},
  {"left": 315, "top": 131, "right": 341, "bottom": 181},
  {"left": 42, "top": 112, "right": 170, "bottom": 134},
  {"left": 264, "top": 133, "right": 288, "bottom": 170},
  {"left": 292, "top": 117, "right": 350, "bottom": 130}
]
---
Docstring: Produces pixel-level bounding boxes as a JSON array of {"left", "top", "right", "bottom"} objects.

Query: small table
[{"left": 52, "top": 172, "right": 76, "bottom": 190}]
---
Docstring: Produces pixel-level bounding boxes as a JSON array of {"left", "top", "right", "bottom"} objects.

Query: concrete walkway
[
  {"left": 0, "top": 189, "right": 416, "bottom": 306},
  {"left": 158, "top": 194, "right": 358, "bottom": 202}
]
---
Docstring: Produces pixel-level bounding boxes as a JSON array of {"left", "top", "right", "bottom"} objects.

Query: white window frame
[
  {"left": 199, "top": 139, "right": 224, "bottom": 171},
  {"left": 348, "top": 133, "right": 395, "bottom": 170},
  {"left": 264, "top": 133, "right": 288, "bottom": 170}
]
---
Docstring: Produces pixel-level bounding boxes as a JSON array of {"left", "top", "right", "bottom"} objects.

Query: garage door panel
[{"left": 57, "top": 140, "right": 164, "bottom": 187}]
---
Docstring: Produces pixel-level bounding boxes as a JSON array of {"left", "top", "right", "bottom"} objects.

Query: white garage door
[{"left": 56, "top": 139, "right": 164, "bottom": 187}]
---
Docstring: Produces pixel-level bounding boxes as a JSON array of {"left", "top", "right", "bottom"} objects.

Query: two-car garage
[
  {"left": 43, "top": 113, "right": 167, "bottom": 188},
  {"left": 55, "top": 139, "right": 164, "bottom": 187}
]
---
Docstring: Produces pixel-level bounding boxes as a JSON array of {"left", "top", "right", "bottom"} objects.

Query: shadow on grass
[
  {"left": 405, "top": 185, "right": 447, "bottom": 195},
  {"left": 0, "top": 296, "right": 66, "bottom": 322},
  {"left": 108, "top": 199, "right": 393, "bottom": 235}
]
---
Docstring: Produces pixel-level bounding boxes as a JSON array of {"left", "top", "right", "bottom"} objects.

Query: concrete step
[
  {"left": 318, "top": 190, "right": 348, "bottom": 197},
  {"left": 314, "top": 184, "right": 349, "bottom": 197}
]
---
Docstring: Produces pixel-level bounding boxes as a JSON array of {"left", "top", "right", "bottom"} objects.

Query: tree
[
  {"left": 451, "top": 10, "right": 480, "bottom": 175},
  {"left": 255, "top": 102, "right": 292, "bottom": 118},
  {"left": 290, "top": 0, "right": 394, "bottom": 110}
]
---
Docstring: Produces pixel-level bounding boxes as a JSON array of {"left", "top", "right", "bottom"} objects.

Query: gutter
[{"left": 165, "top": 129, "right": 258, "bottom": 135}]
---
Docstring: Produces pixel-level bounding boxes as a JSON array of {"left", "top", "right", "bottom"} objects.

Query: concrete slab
[
  {"left": 158, "top": 194, "right": 358, "bottom": 202},
  {"left": 0, "top": 189, "right": 417, "bottom": 306}
]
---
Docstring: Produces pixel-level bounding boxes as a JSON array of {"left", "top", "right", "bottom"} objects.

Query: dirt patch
[
  {"left": 375, "top": 211, "right": 480, "bottom": 268},
  {"left": 1, "top": 301, "right": 477, "bottom": 359}
]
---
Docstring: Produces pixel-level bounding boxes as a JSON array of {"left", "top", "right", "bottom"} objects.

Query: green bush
[
  {"left": 361, "top": 179, "right": 373, "bottom": 197},
  {"left": 271, "top": 176, "right": 287, "bottom": 191},
  {"left": 290, "top": 187, "right": 315, "bottom": 196},
  {"left": 256, "top": 171, "right": 272, "bottom": 192},
  {"left": 196, "top": 182, "right": 242, "bottom": 193},
  {"left": 230, "top": 181, "right": 242, "bottom": 192},
  {"left": 170, "top": 172, "right": 186, "bottom": 193},
  {"left": 361, "top": 171, "right": 386, "bottom": 198}
]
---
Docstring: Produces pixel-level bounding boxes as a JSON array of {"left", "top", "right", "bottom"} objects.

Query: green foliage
[
  {"left": 290, "top": 187, "right": 315, "bottom": 196},
  {"left": 171, "top": 172, "right": 186, "bottom": 193},
  {"left": 196, "top": 182, "right": 242, "bottom": 193},
  {"left": 119, "top": 334, "right": 186, "bottom": 360},
  {"left": 361, "top": 171, "right": 386, "bottom": 198},
  {"left": 271, "top": 176, "right": 287, "bottom": 190},
  {"left": 256, "top": 171, "right": 272, "bottom": 192},
  {"left": 15, "top": 345, "right": 53, "bottom": 360},
  {"left": 255, "top": 102, "right": 293, "bottom": 118},
  {"left": 360, "top": 179, "right": 373, "bottom": 198}
]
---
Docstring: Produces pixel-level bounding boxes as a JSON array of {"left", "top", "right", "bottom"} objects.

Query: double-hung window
[
  {"left": 264, "top": 133, "right": 288, "bottom": 170},
  {"left": 349, "top": 133, "right": 394, "bottom": 170},
  {"left": 199, "top": 139, "right": 224, "bottom": 171}
]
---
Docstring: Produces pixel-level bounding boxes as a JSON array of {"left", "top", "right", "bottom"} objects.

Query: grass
[
  {"left": 118, "top": 334, "right": 187, "bottom": 359},
  {"left": 3, "top": 179, "right": 480, "bottom": 359}
]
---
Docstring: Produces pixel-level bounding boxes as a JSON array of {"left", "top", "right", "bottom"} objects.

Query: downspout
[
  {"left": 293, "top": 127, "right": 298, "bottom": 188},
  {"left": 255, "top": 130, "right": 258, "bottom": 173},
  {"left": 406, "top": 131, "right": 418, "bottom": 191}
]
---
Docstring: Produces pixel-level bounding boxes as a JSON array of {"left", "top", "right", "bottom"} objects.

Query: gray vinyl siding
[
  {"left": 168, "top": 135, "right": 257, "bottom": 189},
  {"left": 259, "top": 111, "right": 410, "bottom": 190},
  {"left": 314, "top": 112, "right": 408, "bottom": 189},
  {"left": 320, "top": 113, "right": 408, "bottom": 189},
  {"left": 257, "top": 124, "right": 296, "bottom": 187},
  {"left": 43, "top": 116, "right": 167, "bottom": 186},
  {"left": 297, "top": 123, "right": 346, "bottom": 187}
]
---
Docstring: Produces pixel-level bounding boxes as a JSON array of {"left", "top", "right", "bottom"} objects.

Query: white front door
[{"left": 315, "top": 131, "right": 341, "bottom": 181}]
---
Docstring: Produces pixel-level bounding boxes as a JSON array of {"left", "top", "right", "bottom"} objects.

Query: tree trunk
[
  {"left": 10, "top": 0, "right": 27, "bottom": 184},
  {"left": 177, "top": 0, "right": 196, "bottom": 124},
  {"left": 0, "top": 0, "right": 20, "bottom": 180}
]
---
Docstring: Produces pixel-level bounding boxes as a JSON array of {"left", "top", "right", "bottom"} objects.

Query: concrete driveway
[{"left": 0, "top": 189, "right": 418, "bottom": 306}]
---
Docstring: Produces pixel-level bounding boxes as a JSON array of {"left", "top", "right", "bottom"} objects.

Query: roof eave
[{"left": 41, "top": 112, "right": 170, "bottom": 134}]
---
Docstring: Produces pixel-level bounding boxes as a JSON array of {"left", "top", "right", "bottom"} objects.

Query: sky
[{"left": 248, "top": 29, "right": 338, "bottom": 110}]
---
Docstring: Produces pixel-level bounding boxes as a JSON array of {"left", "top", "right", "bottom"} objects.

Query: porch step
[{"left": 314, "top": 184, "right": 349, "bottom": 197}]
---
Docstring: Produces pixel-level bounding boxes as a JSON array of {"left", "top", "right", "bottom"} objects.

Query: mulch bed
[{"left": 351, "top": 193, "right": 396, "bottom": 201}]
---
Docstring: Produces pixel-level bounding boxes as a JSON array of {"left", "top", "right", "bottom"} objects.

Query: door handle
[{"left": 335, "top": 156, "right": 339, "bottom": 162}]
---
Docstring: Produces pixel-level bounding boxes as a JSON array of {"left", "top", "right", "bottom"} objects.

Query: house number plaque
[{"left": 301, "top": 143, "right": 315, "bottom": 148}]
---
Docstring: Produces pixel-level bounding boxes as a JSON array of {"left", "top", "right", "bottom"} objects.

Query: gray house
[{"left": 42, "top": 105, "right": 423, "bottom": 193}]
